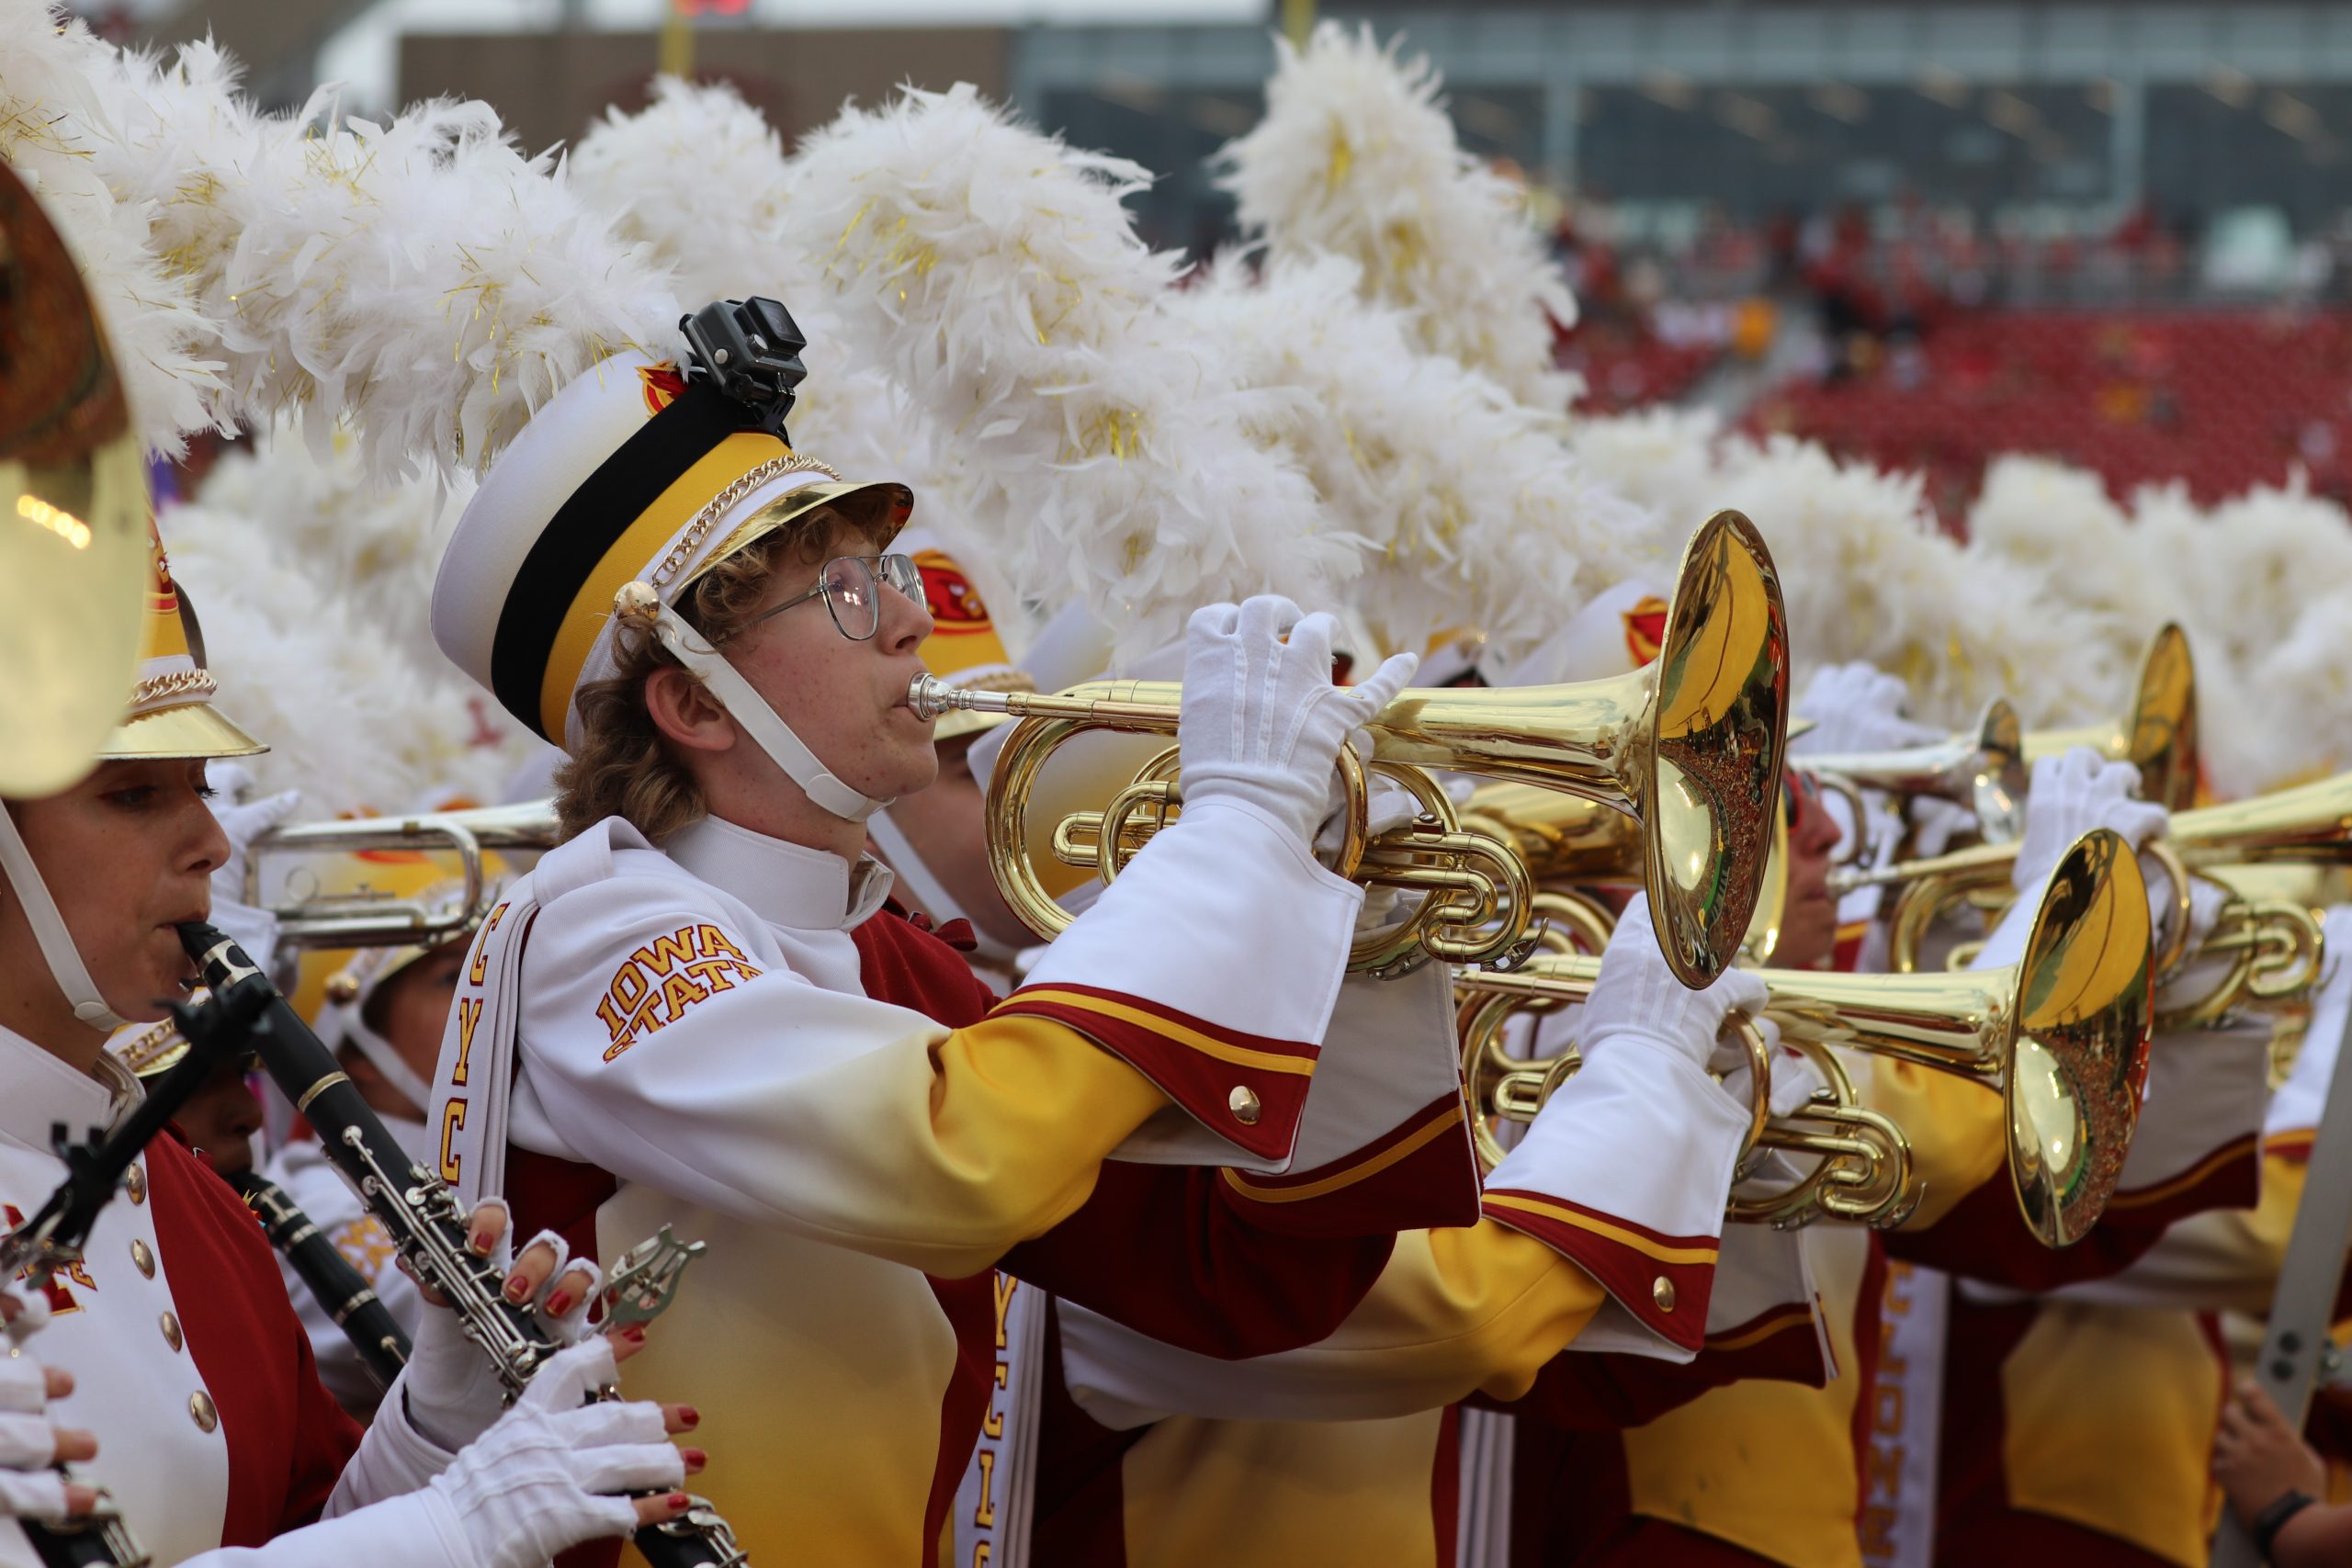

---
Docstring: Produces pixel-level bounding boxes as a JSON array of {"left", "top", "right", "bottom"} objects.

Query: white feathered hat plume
[
  {"left": 784, "top": 83, "right": 1355, "bottom": 659},
  {"left": 1964, "top": 457, "right": 2192, "bottom": 680},
  {"left": 66, "top": 35, "right": 678, "bottom": 479},
  {"left": 2234, "top": 586, "right": 2352, "bottom": 795},
  {"left": 190, "top": 421, "right": 476, "bottom": 683},
  {"left": 1168, "top": 251, "right": 1651, "bottom": 670},
  {"left": 1216, "top": 22, "right": 1577, "bottom": 415},
  {"left": 163, "top": 501, "right": 537, "bottom": 818},
  {"left": 0, "top": 0, "right": 223, "bottom": 453},
  {"left": 571, "top": 75, "right": 1014, "bottom": 641}
]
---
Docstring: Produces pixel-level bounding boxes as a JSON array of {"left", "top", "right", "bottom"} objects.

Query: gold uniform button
[
  {"left": 130, "top": 1239, "right": 155, "bottom": 1279},
  {"left": 124, "top": 1164, "right": 145, "bottom": 1205},
  {"left": 188, "top": 1392, "right": 217, "bottom": 1434},
  {"left": 1652, "top": 1276, "right": 1677, "bottom": 1314},
  {"left": 160, "top": 1313, "right": 183, "bottom": 1353},
  {"left": 1227, "top": 1086, "right": 1261, "bottom": 1125}
]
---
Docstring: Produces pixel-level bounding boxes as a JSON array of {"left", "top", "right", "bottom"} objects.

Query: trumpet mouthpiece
[{"left": 907, "top": 674, "right": 981, "bottom": 720}]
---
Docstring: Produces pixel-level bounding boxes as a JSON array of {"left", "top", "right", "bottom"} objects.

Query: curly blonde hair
[{"left": 554, "top": 504, "right": 880, "bottom": 842}]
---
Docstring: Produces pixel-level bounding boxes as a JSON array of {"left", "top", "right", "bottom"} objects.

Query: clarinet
[
  {"left": 0, "top": 980, "right": 271, "bottom": 1566},
  {"left": 177, "top": 922, "right": 748, "bottom": 1568},
  {"left": 226, "top": 1171, "right": 412, "bottom": 1393}
]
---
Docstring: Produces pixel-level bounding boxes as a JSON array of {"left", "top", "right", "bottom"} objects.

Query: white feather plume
[
  {"left": 1216, "top": 22, "right": 1577, "bottom": 415},
  {"left": 783, "top": 83, "right": 1356, "bottom": 659},
  {"left": 191, "top": 422, "right": 472, "bottom": 682},
  {"left": 74, "top": 39, "right": 679, "bottom": 478},
  {"left": 567, "top": 77, "right": 998, "bottom": 629},
  {"left": 0, "top": 0, "right": 223, "bottom": 453},
  {"left": 572, "top": 74, "right": 808, "bottom": 310},
  {"left": 164, "top": 503, "right": 535, "bottom": 818},
  {"left": 1167, "top": 251, "right": 1650, "bottom": 669},
  {"left": 2235, "top": 586, "right": 2352, "bottom": 795}
]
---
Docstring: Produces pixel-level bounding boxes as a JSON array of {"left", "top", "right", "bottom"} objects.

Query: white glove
[
  {"left": 1906, "top": 795, "right": 1980, "bottom": 862},
  {"left": 0, "top": 1358, "right": 71, "bottom": 1522},
  {"left": 1792, "top": 662, "right": 1940, "bottom": 759},
  {"left": 410, "top": 1339, "right": 682, "bottom": 1568},
  {"left": 1317, "top": 774, "right": 1424, "bottom": 934},
  {"left": 1577, "top": 900, "right": 1770, "bottom": 1074},
  {"left": 205, "top": 761, "right": 301, "bottom": 907},
  {"left": 2011, "top": 748, "right": 2169, "bottom": 897},
  {"left": 399, "top": 1218, "right": 602, "bottom": 1453},
  {"left": 1177, "top": 596, "right": 1419, "bottom": 847},
  {"left": 0, "top": 1286, "right": 92, "bottom": 1524}
]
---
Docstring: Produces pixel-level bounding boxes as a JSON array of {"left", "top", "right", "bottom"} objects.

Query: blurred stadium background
[{"left": 72, "top": 0, "right": 2352, "bottom": 525}]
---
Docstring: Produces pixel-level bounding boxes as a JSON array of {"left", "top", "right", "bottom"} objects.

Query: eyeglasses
[{"left": 735, "top": 553, "right": 924, "bottom": 644}]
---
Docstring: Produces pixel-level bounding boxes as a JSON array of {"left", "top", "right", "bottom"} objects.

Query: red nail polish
[
  {"left": 544, "top": 1290, "right": 573, "bottom": 1318},
  {"left": 666, "top": 1492, "right": 691, "bottom": 1510},
  {"left": 621, "top": 1324, "right": 649, "bottom": 1345},
  {"left": 682, "top": 1448, "right": 707, "bottom": 1470},
  {"left": 503, "top": 1275, "right": 530, "bottom": 1303},
  {"left": 679, "top": 1405, "right": 699, "bottom": 1427}
]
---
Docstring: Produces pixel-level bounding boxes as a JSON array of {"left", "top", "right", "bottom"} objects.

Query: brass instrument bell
[
  {"left": 1456, "top": 829, "right": 2155, "bottom": 1247},
  {"left": 0, "top": 160, "right": 153, "bottom": 796}
]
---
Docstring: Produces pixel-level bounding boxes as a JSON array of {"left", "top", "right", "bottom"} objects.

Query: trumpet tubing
[
  {"left": 1803, "top": 698, "right": 2029, "bottom": 845},
  {"left": 1456, "top": 829, "right": 2154, "bottom": 1246},
  {"left": 1841, "top": 770, "right": 2352, "bottom": 973},
  {"left": 922, "top": 512, "right": 1791, "bottom": 987},
  {"left": 246, "top": 800, "right": 560, "bottom": 950}
]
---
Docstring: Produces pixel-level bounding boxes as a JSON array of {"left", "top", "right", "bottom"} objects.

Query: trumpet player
[
  {"left": 1003, "top": 592, "right": 1820, "bottom": 1564},
  {"left": 0, "top": 534, "right": 702, "bottom": 1562},
  {"left": 1913, "top": 907, "right": 2343, "bottom": 1568},
  {"left": 422, "top": 299, "right": 1472, "bottom": 1561}
]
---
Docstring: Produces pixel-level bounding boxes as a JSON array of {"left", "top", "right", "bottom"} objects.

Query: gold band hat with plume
[{"left": 431, "top": 331, "right": 912, "bottom": 753}]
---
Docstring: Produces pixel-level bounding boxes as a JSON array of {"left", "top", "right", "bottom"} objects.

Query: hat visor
[
  {"left": 685, "top": 479, "right": 916, "bottom": 591},
  {"left": 101, "top": 700, "right": 269, "bottom": 761}
]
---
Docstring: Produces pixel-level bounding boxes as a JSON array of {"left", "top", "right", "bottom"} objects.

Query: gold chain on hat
[{"left": 647, "top": 453, "right": 843, "bottom": 595}]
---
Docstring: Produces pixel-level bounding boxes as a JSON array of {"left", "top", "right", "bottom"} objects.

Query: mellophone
[{"left": 175, "top": 922, "right": 749, "bottom": 1568}]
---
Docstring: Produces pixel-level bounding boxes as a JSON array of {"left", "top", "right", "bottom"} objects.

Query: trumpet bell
[
  {"left": 1804, "top": 698, "right": 2027, "bottom": 844},
  {"left": 2024, "top": 622, "right": 2199, "bottom": 812},
  {"left": 2005, "top": 826, "right": 2154, "bottom": 1247},
  {"left": 1455, "top": 828, "right": 2154, "bottom": 1244}
]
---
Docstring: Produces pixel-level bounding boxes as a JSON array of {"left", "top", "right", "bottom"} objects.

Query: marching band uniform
[
  {"left": 424, "top": 339, "right": 1442, "bottom": 1560},
  {"left": 1514, "top": 741, "right": 2267, "bottom": 1568},
  {"left": 1910, "top": 907, "right": 2348, "bottom": 1568},
  {"left": 0, "top": 536, "right": 676, "bottom": 1565}
]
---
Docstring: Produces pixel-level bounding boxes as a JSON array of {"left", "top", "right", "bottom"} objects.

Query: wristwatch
[{"left": 2253, "top": 1488, "right": 2317, "bottom": 1561}]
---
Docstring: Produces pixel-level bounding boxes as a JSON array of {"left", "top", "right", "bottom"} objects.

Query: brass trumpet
[
  {"left": 910, "top": 512, "right": 1791, "bottom": 987},
  {"left": 1456, "top": 829, "right": 2155, "bottom": 1246},
  {"left": 246, "top": 801, "right": 559, "bottom": 949},
  {"left": 1803, "top": 698, "right": 2029, "bottom": 846},
  {"left": 2023, "top": 622, "right": 2200, "bottom": 812},
  {"left": 1840, "top": 771, "right": 2352, "bottom": 975}
]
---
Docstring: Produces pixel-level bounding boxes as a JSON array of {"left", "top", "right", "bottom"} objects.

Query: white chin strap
[
  {"left": 642, "top": 601, "right": 891, "bottom": 824},
  {"left": 338, "top": 1010, "right": 434, "bottom": 1119},
  {"left": 0, "top": 806, "right": 129, "bottom": 1033}
]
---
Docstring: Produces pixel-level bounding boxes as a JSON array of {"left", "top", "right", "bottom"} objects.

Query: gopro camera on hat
[{"left": 679, "top": 297, "right": 808, "bottom": 439}]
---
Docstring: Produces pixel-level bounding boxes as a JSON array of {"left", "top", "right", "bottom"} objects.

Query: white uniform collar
[
  {"left": 0, "top": 1024, "right": 141, "bottom": 1154},
  {"left": 662, "top": 815, "right": 896, "bottom": 934}
]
